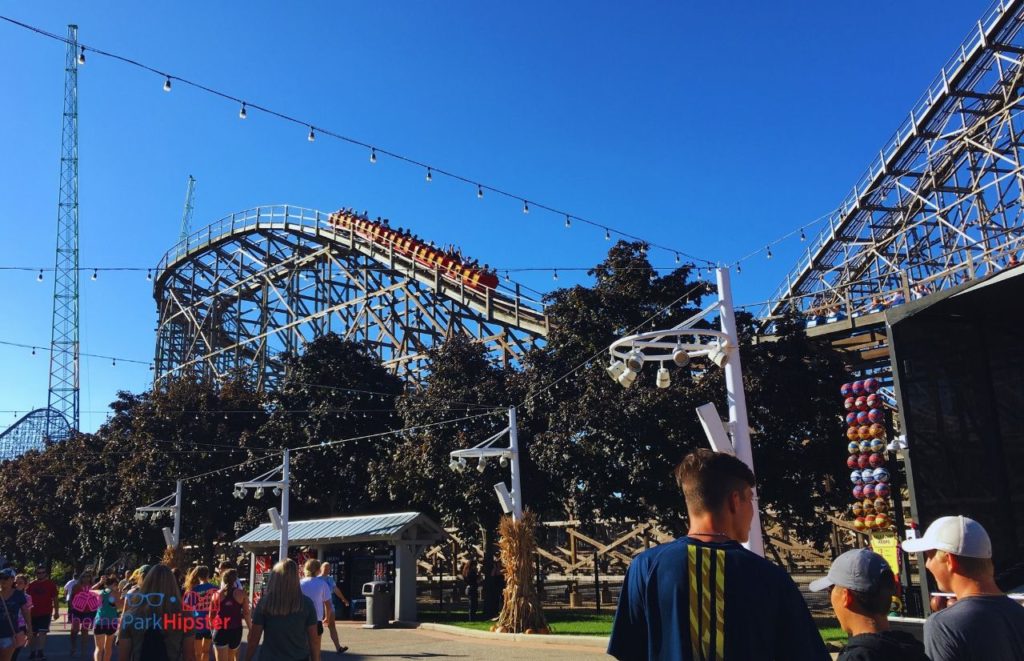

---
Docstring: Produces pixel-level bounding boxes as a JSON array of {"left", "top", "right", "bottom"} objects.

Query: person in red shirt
[{"left": 26, "top": 567, "right": 58, "bottom": 659}]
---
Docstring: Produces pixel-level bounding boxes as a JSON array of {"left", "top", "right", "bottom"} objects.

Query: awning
[{"left": 233, "top": 511, "right": 447, "bottom": 550}]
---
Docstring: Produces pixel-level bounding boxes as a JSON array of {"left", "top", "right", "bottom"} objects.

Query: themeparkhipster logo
[{"left": 71, "top": 591, "right": 231, "bottom": 632}]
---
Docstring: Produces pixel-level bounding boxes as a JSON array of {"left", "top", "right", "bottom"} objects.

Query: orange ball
[
  {"left": 853, "top": 517, "right": 866, "bottom": 531},
  {"left": 858, "top": 425, "right": 873, "bottom": 440},
  {"left": 870, "top": 423, "right": 886, "bottom": 439},
  {"left": 847, "top": 427, "right": 860, "bottom": 441}
]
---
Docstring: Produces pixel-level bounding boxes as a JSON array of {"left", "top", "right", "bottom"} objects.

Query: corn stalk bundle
[{"left": 496, "top": 512, "right": 549, "bottom": 633}]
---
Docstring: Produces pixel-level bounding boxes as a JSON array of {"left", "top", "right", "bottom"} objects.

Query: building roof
[{"left": 233, "top": 511, "right": 447, "bottom": 549}]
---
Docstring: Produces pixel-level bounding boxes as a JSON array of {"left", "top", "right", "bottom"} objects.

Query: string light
[
  {"left": 800, "top": 228, "right": 806, "bottom": 241},
  {"left": 239, "top": 102, "right": 247, "bottom": 119},
  {"left": 564, "top": 215, "right": 571, "bottom": 229},
  {"left": 163, "top": 75, "right": 172, "bottom": 92},
  {"left": 553, "top": 269, "right": 559, "bottom": 281},
  {"left": 522, "top": 200, "right": 530, "bottom": 214},
  {"left": 675, "top": 253, "right": 681, "bottom": 264},
  {"left": 307, "top": 127, "right": 316, "bottom": 142},
  {"left": 91, "top": 269, "right": 97, "bottom": 281},
  {"left": 369, "top": 148, "right": 377, "bottom": 164},
  {"left": 766, "top": 246, "right": 773, "bottom": 259},
  {"left": 77, "top": 46, "right": 85, "bottom": 65},
  {"left": 477, "top": 184, "right": 484, "bottom": 199},
  {"left": 425, "top": 167, "right": 432, "bottom": 182},
  {"left": 146, "top": 269, "right": 152, "bottom": 281},
  {"left": 605, "top": 229, "right": 611, "bottom": 241},
  {"left": 37, "top": 270, "right": 43, "bottom": 282}
]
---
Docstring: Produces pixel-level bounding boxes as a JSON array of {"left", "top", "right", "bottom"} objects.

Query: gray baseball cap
[{"left": 809, "top": 549, "right": 892, "bottom": 592}]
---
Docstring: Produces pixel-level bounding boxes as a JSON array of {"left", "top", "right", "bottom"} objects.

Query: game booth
[{"left": 234, "top": 511, "right": 447, "bottom": 623}]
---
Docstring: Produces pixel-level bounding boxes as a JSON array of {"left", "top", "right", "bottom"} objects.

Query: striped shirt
[{"left": 608, "top": 537, "right": 828, "bottom": 661}]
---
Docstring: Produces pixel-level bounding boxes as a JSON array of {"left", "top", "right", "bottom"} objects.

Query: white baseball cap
[{"left": 902, "top": 515, "right": 992, "bottom": 558}]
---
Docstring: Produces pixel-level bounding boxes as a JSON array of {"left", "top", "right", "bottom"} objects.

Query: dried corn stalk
[{"left": 496, "top": 512, "right": 549, "bottom": 633}]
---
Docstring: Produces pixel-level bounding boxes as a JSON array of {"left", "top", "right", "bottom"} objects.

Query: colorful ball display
[
  {"left": 864, "top": 514, "right": 876, "bottom": 529},
  {"left": 862, "top": 498, "right": 875, "bottom": 513},
  {"left": 854, "top": 517, "right": 866, "bottom": 531},
  {"left": 875, "top": 513, "right": 890, "bottom": 529},
  {"left": 852, "top": 502, "right": 864, "bottom": 517},
  {"left": 859, "top": 440, "right": 873, "bottom": 454},
  {"left": 866, "top": 394, "right": 882, "bottom": 409},
  {"left": 847, "top": 455, "right": 859, "bottom": 469},
  {"left": 873, "top": 498, "right": 889, "bottom": 513},
  {"left": 852, "top": 381, "right": 865, "bottom": 395},
  {"left": 844, "top": 397, "right": 857, "bottom": 411},
  {"left": 841, "top": 383, "right": 853, "bottom": 397},
  {"left": 848, "top": 441, "right": 861, "bottom": 454},
  {"left": 857, "top": 425, "right": 872, "bottom": 440},
  {"left": 869, "top": 438, "right": 885, "bottom": 453},
  {"left": 863, "top": 484, "right": 876, "bottom": 499},
  {"left": 861, "top": 471, "right": 875, "bottom": 485},
  {"left": 856, "top": 411, "right": 870, "bottom": 426},
  {"left": 875, "top": 483, "right": 890, "bottom": 498},
  {"left": 857, "top": 454, "right": 871, "bottom": 469},
  {"left": 855, "top": 396, "right": 869, "bottom": 411},
  {"left": 868, "top": 408, "right": 885, "bottom": 424},
  {"left": 869, "top": 452, "right": 885, "bottom": 468},
  {"left": 870, "top": 424, "right": 886, "bottom": 439},
  {"left": 850, "top": 470, "right": 863, "bottom": 484},
  {"left": 864, "top": 378, "right": 879, "bottom": 393},
  {"left": 873, "top": 468, "right": 890, "bottom": 483},
  {"left": 853, "top": 485, "right": 864, "bottom": 499},
  {"left": 847, "top": 427, "right": 861, "bottom": 441},
  {"left": 846, "top": 412, "right": 859, "bottom": 427}
]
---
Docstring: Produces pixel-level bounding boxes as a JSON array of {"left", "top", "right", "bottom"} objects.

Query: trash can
[{"left": 362, "top": 581, "right": 391, "bottom": 628}]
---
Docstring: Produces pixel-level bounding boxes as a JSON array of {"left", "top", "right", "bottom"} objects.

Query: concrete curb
[{"left": 413, "top": 621, "right": 610, "bottom": 647}]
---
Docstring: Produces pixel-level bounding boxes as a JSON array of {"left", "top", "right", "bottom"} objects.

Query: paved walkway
[{"left": 28, "top": 622, "right": 610, "bottom": 660}]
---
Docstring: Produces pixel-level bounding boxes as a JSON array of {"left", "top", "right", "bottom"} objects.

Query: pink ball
[
  {"left": 864, "top": 378, "right": 879, "bottom": 394},
  {"left": 857, "top": 454, "right": 871, "bottom": 469},
  {"left": 863, "top": 484, "right": 876, "bottom": 499},
  {"left": 869, "top": 453, "right": 885, "bottom": 468},
  {"left": 852, "top": 380, "right": 865, "bottom": 395},
  {"left": 847, "top": 455, "right": 859, "bottom": 469},
  {"left": 855, "top": 396, "right": 869, "bottom": 411},
  {"left": 866, "top": 394, "right": 882, "bottom": 410},
  {"left": 841, "top": 383, "right": 853, "bottom": 397},
  {"left": 844, "top": 397, "right": 857, "bottom": 411},
  {"left": 868, "top": 408, "right": 885, "bottom": 424},
  {"left": 875, "top": 483, "right": 891, "bottom": 498},
  {"left": 853, "top": 485, "right": 864, "bottom": 499}
]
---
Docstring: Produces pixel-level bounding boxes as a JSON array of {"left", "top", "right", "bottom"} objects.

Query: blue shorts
[{"left": 0, "top": 637, "right": 13, "bottom": 650}]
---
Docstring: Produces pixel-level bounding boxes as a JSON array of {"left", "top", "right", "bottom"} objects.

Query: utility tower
[
  {"left": 46, "top": 24, "right": 82, "bottom": 440},
  {"left": 178, "top": 175, "right": 196, "bottom": 245}
]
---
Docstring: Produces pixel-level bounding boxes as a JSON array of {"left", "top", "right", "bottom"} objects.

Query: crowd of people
[
  {"left": 0, "top": 556, "right": 349, "bottom": 661},
  {"left": 607, "top": 449, "right": 1024, "bottom": 661}
]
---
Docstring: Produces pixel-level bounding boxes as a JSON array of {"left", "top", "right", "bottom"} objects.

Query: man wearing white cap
[{"left": 903, "top": 515, "right": 1024, "bottom": 661}]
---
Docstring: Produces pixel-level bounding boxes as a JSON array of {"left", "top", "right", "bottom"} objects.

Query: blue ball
[
  {"left": 850, "top": 470, "right": 861, "bottom": 483},
  {"left": 873, "top": 468, "right": 890, "bottom": 483}
]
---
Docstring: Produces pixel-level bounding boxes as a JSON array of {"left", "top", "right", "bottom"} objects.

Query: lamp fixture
[
  {"left": 163, "top": 76, "right": 172, "bottom": 92},
  {"left": 239, "top": 102, "right": 247, "bottom": 119}
]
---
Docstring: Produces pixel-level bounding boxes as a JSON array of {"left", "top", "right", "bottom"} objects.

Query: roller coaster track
[
  {"left": 766, "top": 0, "right": 1024, "bottom": 320},
  {"left": 153, "top": 205, "right": 548, "bottom": 389}
]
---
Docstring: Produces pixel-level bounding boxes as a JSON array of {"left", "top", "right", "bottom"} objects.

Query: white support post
[
  {"left": 508, "top": 406, "right": 524, "bottom": 522},
  {"left": 280, "top": 449, "right": 290, "bottom": 561},
  {"left": 716, "top": 267, "right": 765, "bottom": 557},
  {"left": 172, "top": 479, "right": 182, "bottom": 547}
]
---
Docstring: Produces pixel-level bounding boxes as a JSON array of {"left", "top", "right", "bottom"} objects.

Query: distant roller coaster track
[{"left": 152, "top": 205, "right": 549, "bottom": 389}]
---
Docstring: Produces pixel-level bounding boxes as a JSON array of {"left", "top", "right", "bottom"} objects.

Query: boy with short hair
[{"left": 811, "top": 549, "right": 927, "bottom": 661}]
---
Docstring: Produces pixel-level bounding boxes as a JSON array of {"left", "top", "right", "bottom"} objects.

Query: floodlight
[
  {"left": 273, "top": 487, "right": 282, "bottom": 497},
  {"left": 254, "top": 487, "right": 264, "bottom": 500},
  {"left": 135, "top": 511, "right": 146, "bottom": 521},
  {"left": 656, "top": 367, "right": 670, "bottom": 389},
  {"left": 477, "top": 457, "right": 488, "bottom": 473},
  {"left": 618, "top": 368, "right": 637, "bottom": 388},
  {"left": 707, "top": 343, "right": 728, "bottom": 368},
  {"left": 625, "top": 350, "right": 645, "bottom": 371},
  {"left": 499, "top": 455, "right": 509, "bottom": 468},
  {"left": 449, "top": 459, "right": 460, "bottom": 471},
  {"left": 458, "top": 457, "right": 468, "bottom": 472},
  {"left": 672, "top": 346, "right": 691, "bottom": 368},
  {"left": 606, "top": 360, "right": 626, "bottom": 381}
]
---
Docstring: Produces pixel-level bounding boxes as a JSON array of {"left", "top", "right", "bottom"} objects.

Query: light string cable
[
  {"left": 519, "top": 280, "right": 709, "bottom": 409},
  {"left": 0, "top": 14, "right": 715, "bottom": 267}
]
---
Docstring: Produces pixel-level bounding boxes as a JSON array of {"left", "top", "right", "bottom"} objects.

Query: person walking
[
  {"left": 461, "top": 559, "right": 479, "bottom": 621},
  {"left": 91, "top": 576, "right": 120, "bottom": 661},
  {"left": 11, "top": 575, "right": 32, "bottom": 661},
  {"left": 608, "top": 449, "right": 829, "bottom": 661},
  {"left": 299, "top": 560, "right": 331, "bottom": 652},
  {"left": 183, "top": 567, "right": 217, "bottom": 661},
  {"left": 243, "top": 559, "right": 320, "bottom": 661},
  {"left": 25, "top": 566, "right": 57, "bottom": 661},
  {"left": 810, "top": 549, "right": 927, "bottom": 660},
  {"left": 209, "top": 569, "right": 249, "bottom": 661},
  {"left": 0, "top": 568, "right": 33, "bottom": 661},
  {"left": 68, "top": 570, "right": 96, "bottom": 658},
  {"left": 317, "top": 563, "right": 348, "bottom": 655},
  {"left": 902, "top": 515, "right": 1024, "bottom": 660},
  {"left": 117, "top": 564, "right": 195, "bottom": 661}
]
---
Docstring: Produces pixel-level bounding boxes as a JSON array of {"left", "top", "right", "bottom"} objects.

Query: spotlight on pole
[
  {"left": 606, "top": 360, "right": 626, "bottom": 381},
  {"left": 656, "top": 366, "right": 670, "bottom": 389},
  {"left": 672, "top": 346, "right": 691, "bottom": 368}
]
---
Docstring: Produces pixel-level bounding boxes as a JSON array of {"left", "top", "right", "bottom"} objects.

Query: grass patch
[
  {"left": 419, "top": 608, "right": 614, "bottom": 635},
  {"left": 818, "top": 626, "right": 848, "bottom": 643}
]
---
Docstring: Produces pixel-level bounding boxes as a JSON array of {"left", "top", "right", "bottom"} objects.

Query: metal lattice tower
[
  {"left": 765, "top": 0, "right": 1024, "bottom": 320},
  {"left": 46, "top": 24, "right": 81, "bottom": 439},
  {"left": 152, "top": 206, "right": 548, "bottom": 389},
  {"left": 178, "top": 175, "right": 196, "bottom": 246}
]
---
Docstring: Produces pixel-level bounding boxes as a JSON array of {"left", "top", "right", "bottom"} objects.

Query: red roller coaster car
[{"left": 329, "top": 211, "right": 499, "bottom": 292}]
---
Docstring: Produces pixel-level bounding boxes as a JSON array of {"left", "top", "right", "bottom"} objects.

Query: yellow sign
[{"left": 871, "top": 531, "right": 900, "bottom": 578}]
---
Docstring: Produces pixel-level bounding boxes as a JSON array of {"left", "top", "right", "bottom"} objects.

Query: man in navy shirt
[{"left": 608, "top": 449, "right": 829, "bottom": 661}]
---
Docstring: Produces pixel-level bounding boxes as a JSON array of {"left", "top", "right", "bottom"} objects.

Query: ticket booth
[{"left": 234, "top": 511, "right": 446, "bottom": 623}]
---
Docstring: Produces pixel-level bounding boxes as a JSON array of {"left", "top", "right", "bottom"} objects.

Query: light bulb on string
[
  {"left": 477, "top": 184, "right": 484, "bottom": 199},
  {"left": 553, "top": 269, "right": 559, "bottom": 281},
  {"left": 239, "top": 102, "right": 247, "bottom": 119},
  {"left": 31, "top": 348, "right": 36, "bottom": 356},
  {"left": 112, "top": 358, "right": 116, "bottom": 367},
  {"left": 675, "top": 253, "right": 681, "bottom": 264},
  {"left": 425, "top": 168, "right": 432, "bottom": 182},
  {"left": 91, "top": 269, "right": 98, "bottom": 281},
  {"left": 37, "top": 270, "right": 43, "bottom": 282},
  {"left": 307, "top": 127, "right": 316, "bottom": 142},
  {"left": 77, "top": 46, "right": 85, "bottom": 65},
  {"left": 522, "top": 200, "right": 530, "bottom": 214},
  {"left": 605, "top": 229, "right": 611, "bottom": 241},
  {"left": 565, "top": 215, "right": 571, "bottom": 228},
  {"left": 766, "top": 246, "right": 773, "bottom": 259},
  {"left": 736, "top": 264, "right": 742, "bottom": 275},
  {"left": 369, "top": 148, "right": 377, "bottom": 164},
  {"left": 163, "top": 76, "right": 172, "bottom": 92},
  {"left": 800, "top": 228, "right": 806, "bottom": 241},
  {"left": 146, "top": 270, "right": 152, "bottom": 281}
]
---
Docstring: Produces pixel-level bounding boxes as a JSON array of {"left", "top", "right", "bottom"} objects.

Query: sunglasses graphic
[{"left": 126, "top": 592, "right": 178, "bottom": 608}]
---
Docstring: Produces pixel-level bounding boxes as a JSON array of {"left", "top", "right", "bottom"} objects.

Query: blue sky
[{"left": 0, "top": 1, "right": 991, "bottom": 431}]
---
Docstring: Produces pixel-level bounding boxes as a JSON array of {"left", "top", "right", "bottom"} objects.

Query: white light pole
[
  {"left": 235, "top": 449, "right": 290, "bottom": 560},
  {"left": 135, "top": 479, "right": 182, "bottom": 547},
  {"left": 607, "top": 266, "right": 764, "bottom": 556},
  {"left": 449, "top": 406, "right": 523, "bottom": 520}
]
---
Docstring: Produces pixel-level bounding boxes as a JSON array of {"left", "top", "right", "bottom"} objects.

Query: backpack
[{"left": 140, "top": 627, "right": 169, "bottom": 661}]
